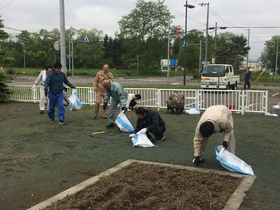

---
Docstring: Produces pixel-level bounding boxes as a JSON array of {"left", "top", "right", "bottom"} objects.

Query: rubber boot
[
  {"left": 93, "top": 103, "right": 100, "bottom": 119},
  {"left": 103, "top": 104, "right": 108, "bottom": 119}
]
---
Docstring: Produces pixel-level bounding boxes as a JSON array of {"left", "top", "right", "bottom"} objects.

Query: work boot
[
  {"left": 103, "top": 105, "right": 108, "bottom": 119},
  {"left": 93, "top": 103, "right": 100, "bottom": 119}
]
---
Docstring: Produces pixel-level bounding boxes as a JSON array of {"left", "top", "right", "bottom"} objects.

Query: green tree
[
  {"left": 118, "top": 0, "right": 174, "bottom": 68},
  {"left": 177, "top": 29, "right": 204, "bottom": 72},
  {"left": 0, "top": 16, "right": 11, "bottom": 66},
  {"left": 260, "top": 35, "right": 280, "bottom": 72},
  {"left": 214, "top": 32, "right": 249, "bottom": 70},
  {"left": 74, "top": 28, "right": 104, "bottom": 69},
  {"left": 0, "top": 73, "right": 13, "bottom": 102}
]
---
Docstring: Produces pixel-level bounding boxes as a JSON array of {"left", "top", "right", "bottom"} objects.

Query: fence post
[
  {"left": 32, "top": 88, "right": 37, "bottom": 103},
  {"left": 89, "top": 87, "right": 94, "bottom": 106},
  {"left": 241, "top": 90, "right": 245, "bottom": 115},
  {"left": 157, "top": 89, "right": 160, "bottom": 111}
]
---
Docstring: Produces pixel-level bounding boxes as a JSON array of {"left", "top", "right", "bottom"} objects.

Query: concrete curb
[{"left": 27, "top": 159, "right": 256, "bottom": 210}]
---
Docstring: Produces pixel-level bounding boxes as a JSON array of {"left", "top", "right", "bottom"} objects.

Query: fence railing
[{"left": 9, "top": 85, "right": 268, "bottom": 115}]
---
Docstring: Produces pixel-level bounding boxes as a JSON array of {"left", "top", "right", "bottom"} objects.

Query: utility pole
[
  {"left": 199, "top": 2, "right": 209, "bottom": 65},
  {"left": 167, "top": 20, "right": 170, "bottom": 84},
  {"left": 183, "top": 1, "right": 195, "bottom": 85},
  {"left": 246, "top": 29, "right": 250, "bottom": 72},
  {"left": 213, "top": 22, "right": 217, "bottom": 64},
  {"left": 59, "top": 0, "right": 67, "bottom": 73},
  {"left": 276, "top": 40, "right": 279, "bottom": 74},
  {"left": 68, "top": 35, "right": 71, "bottom": 74}
]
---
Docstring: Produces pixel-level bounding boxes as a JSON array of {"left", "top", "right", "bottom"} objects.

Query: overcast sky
[{"left": 1, "top": 0, "right": 280, "bottom": 60}]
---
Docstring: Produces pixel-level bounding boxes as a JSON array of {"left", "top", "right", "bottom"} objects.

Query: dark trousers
[
  {"left": 146, "top": 125, "right": 166, "bottom": 139},
  {"left": 244, "top": 79, "right": 251, "bottom": 89}
]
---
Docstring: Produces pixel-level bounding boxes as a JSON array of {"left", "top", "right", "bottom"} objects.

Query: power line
[
  {"left": 4, "top": 26, "right": 22, "bottom": 32},
  {"left": 0, "top": 0, "right": 16, "bottom": 10}
]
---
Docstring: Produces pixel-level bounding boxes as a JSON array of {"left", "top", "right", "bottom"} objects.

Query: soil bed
[{"left": 44, "top": 162, "right": 242, "bottom": 210}]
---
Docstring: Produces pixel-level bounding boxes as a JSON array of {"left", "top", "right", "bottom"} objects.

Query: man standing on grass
[
  {"left": 44, "top": 62, "right": 76, "bottom": 125},
  {"left": 93, "top": 64, "right": 114, "bottom": 119},
  {"left": 193, "top": 105, "right": 235, "bottom": 166},
  {"left": 244, "top": 69, "right": 253, "bottom": 89},
  {"left": 33, "top": 66, "right": 52, "bottom": 114}
]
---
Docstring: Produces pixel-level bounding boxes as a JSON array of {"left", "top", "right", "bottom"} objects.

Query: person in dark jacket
[
  {"left": 134, "top": 107, "right": 166, "bottom": 142},
  {"left": 243, "top": 69, "right": 253, "bottom": 89},
  {"left": 44, "top": 62, "right": 76, "bottom": 124}
]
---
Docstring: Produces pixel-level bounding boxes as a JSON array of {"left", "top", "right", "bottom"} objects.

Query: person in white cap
[{"left": 243, "top": 69, "right": 253, "bottom": 89}]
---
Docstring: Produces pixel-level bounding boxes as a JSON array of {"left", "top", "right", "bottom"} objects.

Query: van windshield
[{"left": 202, "top": 65, "right": 225, "bottom": 77}]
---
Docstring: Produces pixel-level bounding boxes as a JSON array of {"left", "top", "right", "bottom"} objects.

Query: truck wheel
[
  {"left": 230, "top": 82, "right": 237, "bottom": 90},
  {"left": 232, "top": 82, "right": 237, "bottom": 90},
  {"left": 226, "top": 83, "right": 230, "bottom": 90}
]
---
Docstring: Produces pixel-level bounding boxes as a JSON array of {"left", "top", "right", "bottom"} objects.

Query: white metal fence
[{"left": 9, "top": 85, "right": 268, "bottom": 115}]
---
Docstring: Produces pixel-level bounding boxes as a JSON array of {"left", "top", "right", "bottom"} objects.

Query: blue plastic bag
[
  {"left": 115, "top": 111, "right": 134, "bottom": 132},
  {"left": 68, "top": 89, "right": 83, "bottom": 111},
  {"left": 215, "top": 145, "right": 254, "bottom": 176}
]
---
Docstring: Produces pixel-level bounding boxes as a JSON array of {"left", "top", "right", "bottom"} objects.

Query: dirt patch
[{"left": 43, "top": 162, "right": 242, "bottom": 210}]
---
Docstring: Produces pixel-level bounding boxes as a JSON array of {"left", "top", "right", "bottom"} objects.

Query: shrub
[{"left": 0, "top": 73, "right": 13, "bottom": 102}]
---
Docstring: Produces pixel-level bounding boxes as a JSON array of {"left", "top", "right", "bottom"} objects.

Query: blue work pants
[{"left": 48, "top": 92, "right": 65, "bottom": 121}]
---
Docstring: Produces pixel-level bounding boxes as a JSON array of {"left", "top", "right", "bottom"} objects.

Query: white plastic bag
[
  {"left": 184, "top": 108, "right": 200, "bottom": 115},
  {"left": 115, "top": 111, "right": 134, "bottom": 132},
  {"left": 215, "top": 145, "right": 254, "bottom": 176},
  {"left": 68, "top": 89, "right": 83, "bottom": 111},
  {"left": 129, "top": 133, "right": 155, "bottom": 148}
]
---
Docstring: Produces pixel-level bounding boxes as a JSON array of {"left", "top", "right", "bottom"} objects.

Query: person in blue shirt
[
  {"left": 44, "top": 62, "right": 76, "bottom": 125},
  {"left": 244, "top": 69, "right": 253, "bottom": 89}
]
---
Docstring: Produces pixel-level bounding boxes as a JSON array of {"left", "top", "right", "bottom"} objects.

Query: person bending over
[{"left": 134, "top": 107, "right": 166, "bottom": 142}]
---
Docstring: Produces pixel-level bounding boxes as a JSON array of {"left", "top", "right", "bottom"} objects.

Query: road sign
[
  {"left": 181, "top": 41, "right": 188, "bottom": 47},
  {"left": 53, "top": 41, "right": 59, "bottom": 51},
  {"left": 83, "top": 36, "right": 89, "bottom": 43}
]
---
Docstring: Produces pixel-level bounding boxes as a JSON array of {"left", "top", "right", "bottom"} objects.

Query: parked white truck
[{"left": 201, "top": 64, "right": 240, "bottom": 90}]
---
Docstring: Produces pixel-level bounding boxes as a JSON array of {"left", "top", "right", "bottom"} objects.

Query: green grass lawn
[{"left": 0, "top": 102, "right": 279, "bottom": 209}]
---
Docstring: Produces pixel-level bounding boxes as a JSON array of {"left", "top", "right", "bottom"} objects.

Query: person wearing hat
[
  {"left": 102, "top": 80, "right": 128, "bottom": 128},
  {"left": 244, "top": 69, "right": 253, "bottom": 89},
  {"left": 192, "top": 105, "right": 236, "bottom": 166}
]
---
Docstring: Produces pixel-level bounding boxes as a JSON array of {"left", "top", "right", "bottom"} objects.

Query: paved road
[
  {"left": 10, "top": 75, "right": 195, "bottom": 86},
  {"left": 9, "top": 75, "right": 280, "bottom": 88},
  {"left": 9, "top": 75, "right": 280, "bottom": 105}
]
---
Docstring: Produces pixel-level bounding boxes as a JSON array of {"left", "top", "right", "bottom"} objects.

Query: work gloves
[
  {"left": 44, "top": 90, "right": 48, "bottom": 97},
  {"left": 71, "top": 86, "right": 76, "bottom": 89},
  {"left": 222, "top": 140, "right": 228, "bottom": 149},
  {"left": 103, "top": 102, "right": 107, "bottom": 110},
  {"left": 121, "top": 107, "right": 127, "bottom": 113},
  {"left": 137, "top": 128, "right": 147, "bottom": 134}
]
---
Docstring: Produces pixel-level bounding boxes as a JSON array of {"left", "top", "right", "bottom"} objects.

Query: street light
[
  {"left": 183, "top": 0, "right": 195, "bottom": 85},
  {"left": 199, "top": 2, "right": 209, "bottom": 66},
  {"left": 208, "top": 23, "right": 227, "bottom": 64}
]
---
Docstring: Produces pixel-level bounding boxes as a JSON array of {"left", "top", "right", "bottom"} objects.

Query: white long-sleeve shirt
[{"left": 126, "top": 94, "right": 135, "bottom": 108}]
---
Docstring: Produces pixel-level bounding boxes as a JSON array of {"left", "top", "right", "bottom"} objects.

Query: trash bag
[
  {"left": 184, "top": 108, "right": 200, "bottom": 114},
  {"left": 68, "top": 89, "right": 83, "bottom": 111},
  {"left": 115, "top": 111, "right": 134, "bottom": 132},
  {"left": 215, "top": 145, "right": 254, "bottom": 176},
  {"left": 129, "top": 133, "right": 155, "bottom": 148}
]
